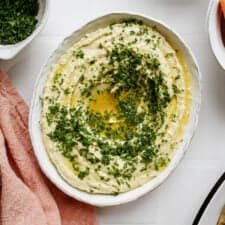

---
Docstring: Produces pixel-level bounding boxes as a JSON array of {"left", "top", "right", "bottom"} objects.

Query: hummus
[{"left": 41, "top": 21, "right": 192, "bottom": 194}]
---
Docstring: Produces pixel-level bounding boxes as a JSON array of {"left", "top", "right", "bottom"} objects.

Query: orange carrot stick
[{"left": 220, "top": 0, "right": 225, "bottom": 17}]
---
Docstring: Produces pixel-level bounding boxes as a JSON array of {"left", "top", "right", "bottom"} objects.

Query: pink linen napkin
[{"left": 0, "top": 70, "right": 97, "bottom": 225}]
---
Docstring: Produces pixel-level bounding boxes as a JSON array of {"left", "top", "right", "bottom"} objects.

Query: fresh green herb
[
  {"left": 63, "top": 88, "right": 70, "bottom": 95},
  {"left": 98, "top": 43, "right": 103, "bottom": 49},
  {"left": 73, "top": 49, "right": 84, "bottom": 58},
  {"left": 175, "top": 75, "right": 181, "bottom": 80},
  {"left": 78, "top": 167, "right": 90, "bottom": 180}
]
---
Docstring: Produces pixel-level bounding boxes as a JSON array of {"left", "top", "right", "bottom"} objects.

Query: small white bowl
[
  {"left": 29, "top": 12, "right": 201, "bottom": 207},
  {"left": 207, "top": 0, "right": 225, "bottom": 70},
  {"left": 0, "top": 0, "right": 49, "bottom": 60}
]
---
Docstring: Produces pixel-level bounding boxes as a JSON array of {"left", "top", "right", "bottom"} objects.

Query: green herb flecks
[{"left": 73, "top": 49, "right": 84, "bottom": 59}]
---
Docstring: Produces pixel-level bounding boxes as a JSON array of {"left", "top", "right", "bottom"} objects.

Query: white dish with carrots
[
  {"left": 207, "top": 0, "right": 225, "bottom": 70},
  {"left": 29, "top": 12, "right": 201, "bottom": 206}
]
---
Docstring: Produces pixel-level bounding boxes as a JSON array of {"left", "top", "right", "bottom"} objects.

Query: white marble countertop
[{"left": 1, "top": 0, "right": 225, "bottom": 224}]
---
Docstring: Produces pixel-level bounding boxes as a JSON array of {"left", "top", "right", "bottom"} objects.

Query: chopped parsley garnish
[
  {"left": 73, "top": 49, "right": 84, "bottom": 58},
  {"left": 0, "top": 0, "right": 39, "bottom": 45}
]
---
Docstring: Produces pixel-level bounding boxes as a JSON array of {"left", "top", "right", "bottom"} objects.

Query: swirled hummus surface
[{"left": 41, "top": 21, "right": 192, "bottom": 194}]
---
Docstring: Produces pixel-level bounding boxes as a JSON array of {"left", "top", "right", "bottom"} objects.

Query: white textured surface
[{"left": 0, "top": 0, "right": 225, "bottom": 224}]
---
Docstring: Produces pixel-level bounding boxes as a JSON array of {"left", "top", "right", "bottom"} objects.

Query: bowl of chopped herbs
[{"left": 0, "top": 0, "right": 49, "bottom": 60}]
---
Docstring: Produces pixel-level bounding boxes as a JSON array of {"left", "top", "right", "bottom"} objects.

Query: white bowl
[
  {"left": 0, "top": 0, "right": 49, "bottom": 60},
  {"left": 29, "top": 12, "right": 201, "bottom": 207},
  {"left": 207, "top": 0, "right": 225, "bottom": 70}
]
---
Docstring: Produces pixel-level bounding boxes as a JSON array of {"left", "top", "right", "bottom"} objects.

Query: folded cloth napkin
[{"left": 0, "top": 70, "right": 97, "bottom": 225}]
